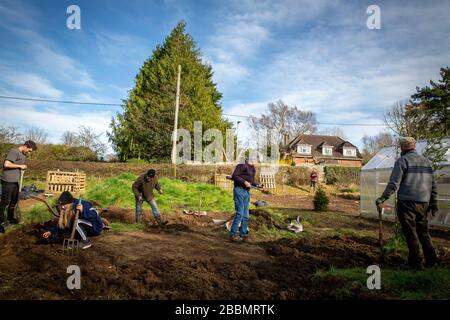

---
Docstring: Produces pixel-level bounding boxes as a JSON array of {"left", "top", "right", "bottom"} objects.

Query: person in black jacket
[
  {"left": 229, "top": 158, "right": 262, "bottom": 242},
  {"left": 42, "top": 191, "right": 103, "bottom": 249}
]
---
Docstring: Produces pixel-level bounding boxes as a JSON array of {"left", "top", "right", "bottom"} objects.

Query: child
[{"left": 42, "top": 191, "right": 103, "bottom": 249}]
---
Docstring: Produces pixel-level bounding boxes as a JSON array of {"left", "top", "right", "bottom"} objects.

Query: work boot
[
  {"left": 156, "top": 216, "right": 168, "bottom": 226},
  {"left": 8, "top": 218, "right": 19, "bottom": 225},
  {"left": 229, "top": 235, "right": 240, "bottom": 243},
  {"left": 79, "top": 239, "right": 92, "bottom": 250},
  {"left": 424, "top": 257, "right": 441, "bottom": 268},
  {"left": 241, "top": 235, "right": 249, "bottom": 243}
]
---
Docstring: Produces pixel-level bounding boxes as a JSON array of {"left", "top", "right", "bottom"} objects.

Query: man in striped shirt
[{"left": 376, "top": 137, "right": 439, "bottom": 269}]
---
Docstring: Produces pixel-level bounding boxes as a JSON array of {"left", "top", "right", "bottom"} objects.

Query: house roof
[{"left": 287, "top": 134, "right": 362, "bottom": 159}]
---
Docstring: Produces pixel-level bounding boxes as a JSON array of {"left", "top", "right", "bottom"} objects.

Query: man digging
[
  {"left": 376, "top": 137, "right": 440, "bottom": 269},
  {"left": 229, "top": 156, "right": 262, "bottom": 243},
  {"left": 132, "top": 169, "right": 167, "bottom": 225},
  {"left": 0, "top": 140, "right": 37, "bottom": 233}
]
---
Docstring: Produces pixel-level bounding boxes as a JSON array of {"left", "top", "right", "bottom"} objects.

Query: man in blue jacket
[
  {"left": 42, "top": 191, "right": 103, "bottom": 249},
  {"left": 376, "top": 137, "right": 439, "bottom": 269}
]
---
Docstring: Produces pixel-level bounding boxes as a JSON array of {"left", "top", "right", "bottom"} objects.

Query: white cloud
[
  {"left": 0, "top": 69, "right": 63, "bottom": 99},
  {"left": 95, "top": 32, "right": 151, "bottom": 67}
]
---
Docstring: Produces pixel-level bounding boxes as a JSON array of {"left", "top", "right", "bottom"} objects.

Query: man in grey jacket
[{"left": 376, "top": 137, "right": 439, "bottom": 268}]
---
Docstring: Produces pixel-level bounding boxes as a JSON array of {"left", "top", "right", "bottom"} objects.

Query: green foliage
[
  {"left": 110, "top": 223, "right": 146, "bottom": 232},
  {"left": 383, "top": 220, "right": 408, "bottom": 258},
  {"left": 313, "top": 186, "right": 329, "bottom": 212},
  {"left": 410, "top": 67, "right": 450, "bottom": 139},
  {"left": 324, "top": 166, "right": 360, "bottom": 185},
  {"left": 109, "top": 21, "right": 232, "bottom": 161},
  {"left": 21, "top": 204, "right": 55, "bottom": 224},
  {"left": 86, "top": 172, "right": 234, "bottom": 213},
  {"left": 1, "top": 143, "right": 97, "bottom": 161},
  {"left": 314, "top": 267, "right": 450, "bottom": 299}
]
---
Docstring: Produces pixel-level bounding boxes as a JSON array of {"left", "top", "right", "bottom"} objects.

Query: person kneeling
[{"left": 42, "top": 191, "right": 103, "bottom": 249}]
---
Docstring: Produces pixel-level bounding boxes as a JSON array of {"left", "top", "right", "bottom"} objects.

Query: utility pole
[{"left": 172, "top": 64, "right": 181, "bottom": 178}]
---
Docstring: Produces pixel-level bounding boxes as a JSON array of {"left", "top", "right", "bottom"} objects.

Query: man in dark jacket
[
  {"left": 376, "top": 137, "right": 439, "bottom": 268},
  {"left": 132, "top": 169, "right": 167, "bottom": 225},
  {"left": 229, "top": 158, "right": 261, "bottom": 242},
  {"left": 1, "top": 140, "right": 37, "bottom": 233},
  {"left": 42, "top": 191, "right": 103, "bottom": 249}
]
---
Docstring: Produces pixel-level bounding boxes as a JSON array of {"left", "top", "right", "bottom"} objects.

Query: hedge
[
  {"left": 324, "top": 166, "right": 360, "bottom": 185},
  {"left": 0, "top": 143, "right": 97, "bottom": 162}
]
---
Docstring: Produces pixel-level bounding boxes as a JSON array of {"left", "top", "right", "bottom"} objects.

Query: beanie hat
[
  {"left": 147, "top": 169, "right": 156, "bottom": 177},
  {"left": 58, "top": 191, "right": 74, "bottom": 205},
  {"left": 399, "top": 137, "right": 416, "bottom": 150}
]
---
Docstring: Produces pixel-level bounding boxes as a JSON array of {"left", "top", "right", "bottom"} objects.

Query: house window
[
  {"left": 297, "top": 145, "right": 311, "bottom": 154},
  {"left": 322, "top": 147, "right": 333, "bottom": 156},
  {"left": 343, "top": 148, "right": 356, "bottom": 157}
]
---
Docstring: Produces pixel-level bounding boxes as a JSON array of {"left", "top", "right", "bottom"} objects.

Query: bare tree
[
  {"left": 77, "top": 126, "right": 107, "bottom": 158},
  {"left": 24, "top": 126, "right": 48, "bottom": 145},
  {"left": 0, "top": 124, "right": 23, "bottom": 144},
  {"left": 61, "top": 131, "right": 80, "bottom": 147},
  {"left": 384, "top": 100, "right": 427, "bottom": 138},
  {"left": 361, "top": 131, "right": 395, "bottom": 163},
  {"left": 318, "top": 126, "right": 348, "bottom": 140},
  {"left": 248, "top": 100, "right": 317, "bottom": 151}
]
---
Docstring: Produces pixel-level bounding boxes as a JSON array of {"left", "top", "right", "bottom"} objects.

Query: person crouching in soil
[
  {"left": 42, "top": 191, "right": 103, "bottom": 249},
  {"left": 132, "top": 169, "right": 167, "bottom": 225},
  {"left": 229, "top": 156, "right": 262, "bottom": 243}
]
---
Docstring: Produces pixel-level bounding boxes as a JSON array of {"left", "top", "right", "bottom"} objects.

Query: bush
[
  {"left": 1, "top": 143, "right": 98, "bottom": 161},
  {"left": 313, "top": 186, "right": 329, "bottom": 211},
  {"left": 324, "top": 166, "right": 360, "bottom": 186}
]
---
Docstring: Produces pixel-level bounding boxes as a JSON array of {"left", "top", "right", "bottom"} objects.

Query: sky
[{"left": 0, "top": 0, "right": 449, "bottom": 154}]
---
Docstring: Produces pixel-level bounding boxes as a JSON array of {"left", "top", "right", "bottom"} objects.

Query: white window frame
[
  {"left": 297, "top": 144, "right": 311, "bottom": 155},
  {"left": 343, "top": 147, "right": 356, "bottom": 157},
  {"left": 322, "top": 146, "right": 333, "bottom": 156}
]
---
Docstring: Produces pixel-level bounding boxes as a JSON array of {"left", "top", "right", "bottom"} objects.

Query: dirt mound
[{"left": 249, "top": 209, "right": 284, "bottom": 230}]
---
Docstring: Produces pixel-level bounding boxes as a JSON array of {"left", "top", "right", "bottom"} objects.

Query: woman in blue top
[{"left": 42, "top": 191, "right": 103, "bottom": 249}]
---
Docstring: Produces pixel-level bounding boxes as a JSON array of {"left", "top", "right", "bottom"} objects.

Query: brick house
[{"left": 285, "top": 134, "right": 363, "bottom": 167}]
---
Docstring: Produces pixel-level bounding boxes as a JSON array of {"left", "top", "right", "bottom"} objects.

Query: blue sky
[{"left": 0, "top": 0, "right": 449, "bottom": 153}]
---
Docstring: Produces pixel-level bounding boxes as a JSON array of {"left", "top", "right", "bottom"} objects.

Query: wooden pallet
[
  {"left": 214, "top": 174, "right": 233, "bottom": 191},
  {"left": 260, "top": 173, "right": 276, "bottom": 189},
  {"left": 45, "top": 169, "right": 86, "bottom": 196}
]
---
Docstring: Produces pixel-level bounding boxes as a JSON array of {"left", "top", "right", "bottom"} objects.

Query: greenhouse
[{"left": 360, "top": 138, "right": 450, "bottom": 228}]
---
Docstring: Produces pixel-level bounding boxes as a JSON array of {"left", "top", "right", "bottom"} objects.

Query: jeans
[
  {"left": 230, "top": 186, "right": 250, "bottom": 237},
  {"left": 135, "top": 198, "right": 161, "bottom": 223},
  {"left": 0, "top": 180, "right": 19, "bottom": 224}
]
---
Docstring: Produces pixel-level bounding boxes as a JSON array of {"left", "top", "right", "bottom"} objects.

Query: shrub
[
  {"left": 324, "top": 166, "right": 360, "bottom": 186},
  {"left": 313, "top": 186, "right": 329, "bottom": 211}
]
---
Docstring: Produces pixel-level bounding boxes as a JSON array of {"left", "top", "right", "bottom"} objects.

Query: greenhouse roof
[{"left": 362, "top": 138, "right": 450, "bottom": 171}]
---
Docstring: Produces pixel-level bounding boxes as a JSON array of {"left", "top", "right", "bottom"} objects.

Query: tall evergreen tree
[{"left": 109, "top": 21, "right": 231, "bottom": 161}]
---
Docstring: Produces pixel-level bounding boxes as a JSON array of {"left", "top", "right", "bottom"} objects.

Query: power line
[{"left": 0, "top": 94, "right": 387, "bottom": 127}]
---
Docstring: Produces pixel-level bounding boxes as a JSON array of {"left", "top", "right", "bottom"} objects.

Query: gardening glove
[
  {"left": 429, "top": 202, "right": 438, "bottom": 217},
  {"left": 375, "top": 196, "right": 387, "bottom": 207}
]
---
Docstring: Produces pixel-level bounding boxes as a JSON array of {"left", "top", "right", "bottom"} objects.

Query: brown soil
[{"left": 1, "top": 206, "right": 449, "bottom": 300}]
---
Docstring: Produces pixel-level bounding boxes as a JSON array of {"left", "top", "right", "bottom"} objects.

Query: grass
[
  {"left": 314, "top": 266, "right": 450, "bottom": 299},
  {"left": 110, "top": 222, "right": 146, "bottom": 232},
  {"left": 86, "top": 172, "right": 235, "bottom": 213},
  {"left": 21, "top": 203, "right": 55, "bottom": 224}
]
